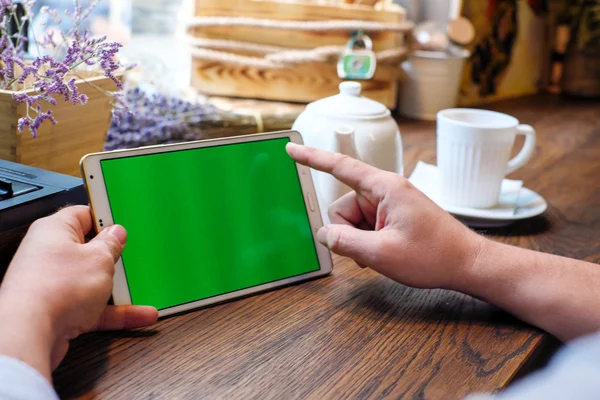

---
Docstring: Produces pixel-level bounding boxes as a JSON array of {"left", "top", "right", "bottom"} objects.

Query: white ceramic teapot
[{"left": 292, "top": 81, "right": 403, "bottom": 224}]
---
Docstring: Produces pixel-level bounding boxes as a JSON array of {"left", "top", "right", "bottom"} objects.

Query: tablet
[{"left": 81, "top": 131, "right": 333, "bottom": 317}]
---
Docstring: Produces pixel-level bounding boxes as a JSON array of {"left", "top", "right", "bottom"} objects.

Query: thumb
[
  {"left": 317, "top": 224, "right": 380, "bottom": 267},
  {"left": 89, "top": 225, "right": 127, "bottom": 262}
]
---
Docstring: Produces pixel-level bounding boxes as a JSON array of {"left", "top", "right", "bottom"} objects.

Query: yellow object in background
[{"left": 458, "top": 0, "right": 547, "bottom": 106}]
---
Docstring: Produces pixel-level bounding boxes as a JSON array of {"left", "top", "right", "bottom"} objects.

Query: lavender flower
[
  {"left": 0, "top": 0, "right": 14, "bottom": 16},
  {"left": 0, "top": 0, "right": 126, "bottom": 137},
  {"left": 17, "top": 106, "right": 57, "bottom": 138},
  {"left": 106, "top": 89, "right": 221, "bottom": 151}
]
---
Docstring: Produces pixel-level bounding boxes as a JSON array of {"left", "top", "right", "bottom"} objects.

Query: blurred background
[
  {"left": 31, "top": 0, "right": 189, "bottom": 91},
  {"left": 29, "top": 0, "right": 600, "bottom": 103}
]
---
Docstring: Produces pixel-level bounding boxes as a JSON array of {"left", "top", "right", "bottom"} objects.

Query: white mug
[{"left": 437, "top": 109, "right": 536, "bottom": 209}]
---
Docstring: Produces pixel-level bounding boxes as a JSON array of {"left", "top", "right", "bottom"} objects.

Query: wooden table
[{"left": 53, "top": 94, "right": 600, "bottom": 399}]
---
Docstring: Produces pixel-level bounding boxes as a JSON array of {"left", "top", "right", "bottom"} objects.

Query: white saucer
[
  {"left": 408, "top": 162, "right": 548, "bottom": 228},
  {"left": 439, "top": 187, "right": 548, "bottom": 228}
]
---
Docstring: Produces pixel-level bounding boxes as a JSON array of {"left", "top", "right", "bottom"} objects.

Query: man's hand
[
  {"left": 288, "top": 143, "right": 600, "bottom": 342},
  {"left": 287, "top": 142, "right": 484, "bottom": 290},
  {"left": 0, "top": 206, "right": 158, "bottom": 381}
]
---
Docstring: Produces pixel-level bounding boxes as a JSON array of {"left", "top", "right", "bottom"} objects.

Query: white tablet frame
[{"left": 81, "top": 131, "right": 333, "bottom": 317}]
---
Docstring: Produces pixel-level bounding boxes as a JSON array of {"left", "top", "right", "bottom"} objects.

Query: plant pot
[
  {"left": 399, "top": 49, "right": 469, "bottom": 121},
  {"left": 0, "top": 75, "right": 116, "bottom": 177}
]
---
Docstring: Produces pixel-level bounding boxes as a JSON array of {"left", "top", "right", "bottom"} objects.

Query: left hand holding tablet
[{"left": 0, "top": 206, "right": 158, "bottom": 381}]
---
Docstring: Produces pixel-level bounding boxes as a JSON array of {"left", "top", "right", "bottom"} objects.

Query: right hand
[{"left": 287, "top": 143, "right": 485, "bottom": 290}]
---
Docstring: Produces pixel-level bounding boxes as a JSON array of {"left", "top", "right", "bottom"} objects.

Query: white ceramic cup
[{"left": 437, "top": 109, "right": 537, "bottom": 209}]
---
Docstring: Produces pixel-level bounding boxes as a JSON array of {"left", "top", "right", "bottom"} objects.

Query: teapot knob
[{"left": 339, "top": 81, "right": 362, "bottom": 97}]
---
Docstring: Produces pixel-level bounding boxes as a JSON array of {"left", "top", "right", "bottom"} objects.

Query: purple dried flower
[
  {"left": 0, "top": 0, "right": 13, "bottom": 15},
  {"left": 17, "top": 65, "right": 37, "bottom": 84},
  {"left": 40, "top": 31, "right": 57, "bottom": 48},
  {"left": 67, "top": 78, "right": 80, "bottom": 104},
  {"left": 17, "top": 116, "right": 29, "bottom": 132},
  {"left": 12, "top": 92, "right": 35, "bottom": 104},
  {"left": 17, "top": 108, "right": 57, "bottom": 138},
  {"left": 97, "top": 42, "right": 124, "bottom": 89},
  {"left": 3, "top": 0, "right": 126, "bottom": 137}
]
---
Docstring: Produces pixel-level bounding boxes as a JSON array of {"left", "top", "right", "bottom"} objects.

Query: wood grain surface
[
  {"left": 52, "top": 94, "right": 599, "bottom": 399},
  {"left": 192, "top": 59, "right": 399, "bottom": 109}
]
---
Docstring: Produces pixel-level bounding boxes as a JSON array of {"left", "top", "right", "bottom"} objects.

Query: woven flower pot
[{"left": 0, "top": 75, "right": 116, "bottom": 177}]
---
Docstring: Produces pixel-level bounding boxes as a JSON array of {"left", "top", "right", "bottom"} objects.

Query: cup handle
[{"left": 506, "top": 124, "right": 536, "bottom": 175}]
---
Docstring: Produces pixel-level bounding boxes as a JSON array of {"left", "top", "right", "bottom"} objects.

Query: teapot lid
[{"left": 307, "top": 82, "right": 390, "bottom": 118}]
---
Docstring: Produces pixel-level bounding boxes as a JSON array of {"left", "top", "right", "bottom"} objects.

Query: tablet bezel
[{"left": 81, "top": 130, "right": 333, "bottom": 317}]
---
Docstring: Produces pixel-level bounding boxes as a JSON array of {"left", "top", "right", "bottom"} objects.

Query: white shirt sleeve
[{"left": 0, "top": 356, "right": 58, "bottom": 400}]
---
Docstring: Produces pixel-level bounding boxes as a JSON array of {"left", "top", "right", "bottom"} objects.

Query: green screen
[{"left": 101, "top": 137, "right": 321, "bottom": 310}]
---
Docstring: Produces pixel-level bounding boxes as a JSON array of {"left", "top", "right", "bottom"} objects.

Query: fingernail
[
  {"left": 317, "top": 226, "right": 329, "bottom": 246},
  {"left": 286, "top": 142, "right": 299, "bottom": 155},
  {"left": 106, "top": 225, "right": 127, "bottom": 245}
]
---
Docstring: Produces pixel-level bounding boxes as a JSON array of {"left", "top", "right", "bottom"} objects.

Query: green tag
[
  {"left": 341, "top": 53, "right": 374, "bottom": 80},
  {"left": 338, "top": 31, "right": 377, "bottom": 80}
]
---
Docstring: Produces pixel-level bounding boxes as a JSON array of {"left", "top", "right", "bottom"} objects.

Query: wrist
[
  {"left": 0, "top": 289, "right": 57, "bottom": 382},
  {"left": 456, "top": 236, "right": 526, "bottom": 304},
  {"left": 451, "top": 235, "right": 500, "bottom": 296}
]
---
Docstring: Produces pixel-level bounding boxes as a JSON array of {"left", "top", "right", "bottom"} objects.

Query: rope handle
[
  {"left": 186, "top": 16, "right": 414, "bottom": 32},
  {"left": 186, "top": 37, "right": 407, "bottom": 68},
  {"left": 184, "top": 15, "right": 412, "bottom": 69}
]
